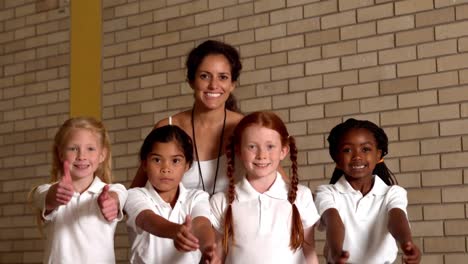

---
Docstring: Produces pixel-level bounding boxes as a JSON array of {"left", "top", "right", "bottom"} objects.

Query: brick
[
  {"left": 399, "top": 90, "right": 437, "bottom": 108},
  {"left": 461, "top": 69, "right": 468, "bottom": 84},
  {"left": 272, "top": 35, "right": 304, "bottom": 52},
  {"left": 240, "top": 41, "right": 271, "bottom": 57},
  {"left": 298, "top": 165, "right": 325, "bottom": 180},
  {"left": 357, "top": 3, "right": 393, "bottom": 22},
  {"left": 240, "top": 97, "right": 272, "bottom": 112},
  {"left": 456, "top": 4, "right": 468, "bottom": 19},
  {"left": 395, "top": 0, "right": 433, "bottom": 15},
  {"left": 323, "top": 70, "right": 358, "bottom": 87},
  {"left": 128, "top": 38, "right": 153, "bottom": 52},
  {"left": 321, "top": 10, "right": 356, "bottom": 29},
  {"left": 407, "top": 188, "right": 441, "bottom": 204},
  {"left": 343, "top": 82, "right": 379, "bottom": 99},
  {"left": 322, "top": 40, "right": 356, "bottom": 58},
  {"left": 305, "top": 28, "right": 339, "bottom": 47},
  {"left": 424, "top": 204, "right": 465, "bottom": 220},
  {"left": 460, "top": 37, "right": 468, "bottom": 52},
  {"left": 436, "top": 21, "right": 468, "bottom": 40},
  {"left": 377, "top": 15, "right": 414, "bottom": 34},
  {"left": 339, "top": 0, "right": 373, "bottom": 11},
  {"left": 411, "top": 220, "right": 443, "bottom": 237},
  {"left": 357, "top": 34, "right": 394, "bottom": 52},
  {"left": 304, "top": 0, "right": 338, "bottom": 18},
  {"left": 416, "top": 7, "right": 454, "bottom": 27},
  {"left": 308, "top": 149, "right": 333, "bottom": 164},
  {"left": 195, "top": 9, "right": 222, "bottom": 25},
  {"left": 270, "top": 6, "right": 302, "bottom": 24},
  {"left": 239, "top": 14, "right": 269, "bottom": 31},
  {"left": 128, "top": 63, "right": 153, "bottom": 78},
  {"left": 342, "top": 52, "right": 377, "bottom": 70},
  {"left": 419, "top": 71, "right": 458, "bottom": 90},
  {"left": 445, "top": 254, "right": 468, "bottom": 263},
  {"left": 140, "top": 0, "right": 165, "bottom": 11},
  {"left": 289, "top": 75, "right": 322, "bottom": 92},
  {"left": 305, "top": 58, "right": 339, "bottom": 75},
  {"left": 341, "top": 21, "right": 376, "bottom": 40},
  {"left": 379, "top": 46, "right": 416, "bottom": 64},
  {"left": 256, "top": 80, "right": 288, "bottom": 96},
  {"left": 438, "top": 53, "right": 468, "bottom": 71},
  {"left": 325, "top": 100, "right": 360, "bottom": 117},
  {"left": 381, "top": 109, "right": 418, "bottom": 126},
  {"left": 442, "top": 186, "right": 468, "bottom": 202},
  {"left": 462, "top": 102, "right": 468, "bottom": 118},
  {"left": 153, "top": 32, "right": 180, "bottom": 48},
  {"left": 360, "top": 95, "right": 397, "bottom": 113},
  {"left": 141, "top": 73, "right": 167, "bottom": 88},
  {"left": 398, "top": 58, "right": 436, "bottom": 77},
  {"left": 396, "top": 27, "right": 434, "bottom": 46},
  {"left": 240, "top": 68, "right": 270, "bottom": 85},
  {"left": 254, "top": 0, "right": 285, "bottom": 13},
  {"left": 288, "top": 47, "right": 321, "bottom": 64},
  {"left": 439, "top": 86, "right": 468, "bottom": 104},
  {"left": 287, "top": 17, "right": 320, "bottom": 35},
  {"left": 290, "top": 105, "right": 324, "bottom": 121},
  {"left": 395, "top": 172, "right": 421, "bottom": 188},
  {"left": 154, "top": 6, "right": 180, "bottom": 22},
  {"left": 115, "top": 53, "right": 139, "bottom": 68},
  {"left": 141, "top": 22, "right": 167, "bottom": 37},
  {"left": 422, "top": 169, "right": 463, "bottom": 186},
  {"left": 388, "top": 141, "right": 420, "bottom": 157},
  {"left": 128, "top": 12, "right": 153, "bottom": 28},
  {"left": 399, "top": 123, "right": 438, "bottom": 141},
  {"left": 272, "top": 92, "right": 305, "bottom": 109},
  {"left": 442, "top": 152, "right": 468, "bottom": 168},
  {"left": 272, "top": 64, "right": 304, "bottom": 80},
  {"left": 359, "top": 65, "right": 396, "bottom": 82},
  {"left": 306, "top": 87, "right": 341, "bottom": 105},
  {"left": 420, "top": 104, "right": 460, "bottom": 122}
]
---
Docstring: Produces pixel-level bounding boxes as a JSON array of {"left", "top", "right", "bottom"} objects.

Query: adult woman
[{"left": 131, "top": 40, "right": 244, "bottom": 195}]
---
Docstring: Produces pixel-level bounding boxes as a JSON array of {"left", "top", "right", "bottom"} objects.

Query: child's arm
[
  {"left": 45, "top": 161, "right": 74, "bottom": 214},
  {"left": 136, "top": 210, "right": 200, "bottom": 251},
  {"left": 388, "top": 208, "right": 421, "bottom": 264},
  {"left": 321, "top": 208, "right": 350, "bottom": 264},
  {"left": 192, "top": 216, "right": 221, "bottom": 264},
  {"left": 302, "top": 225, "right": 319, "bottom": 264}
]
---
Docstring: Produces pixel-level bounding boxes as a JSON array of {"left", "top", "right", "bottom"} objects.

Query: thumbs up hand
[
  {"left": 45, "top": 161, "right": 75, "bottom": 212},
  {"left": 98, "top": 185, "right": 119, "bottom": 221},
  {"left": 173, "top": 215, "right": 199, "bottom": 252}
]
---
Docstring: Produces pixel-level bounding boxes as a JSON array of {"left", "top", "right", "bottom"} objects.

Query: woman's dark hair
[
  {"left": 139, "top": 125, "right": 194, "bottom": 167},
  {"left": 327, "top": 118, "right": 397, "bottom": 186},
  {"left": 186, "top": 40, "right": 242, "bottom": 113}
]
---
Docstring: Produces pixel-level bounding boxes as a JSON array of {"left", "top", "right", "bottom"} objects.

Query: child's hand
[
  {"left": 46, "top": 161, "right": 74, "bottom": 211},
  {"left": 201, "top": 243, "right": 221, "bottom": 264},
  {"left": 173, "top": 215, "right": 199, "bottom": 252},
  {"left": 98, "top": 185, "right": 119, "bottom": 221},
  {"left": 330, "top": 250, "right": 349, "bottom": 264},
  {"left": 401, "top": 241, "right": 421, "bottom": 264}
]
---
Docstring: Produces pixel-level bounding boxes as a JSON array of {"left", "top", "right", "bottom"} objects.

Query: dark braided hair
[
  {"left": 223, "top": 111, "right": 304, "bottom": 254},
  {"left": 327, "top": 118, "right": 397, "bottom": 186},
  {"left": 186, "top": 40, "right": 242, "bottom": 113}
]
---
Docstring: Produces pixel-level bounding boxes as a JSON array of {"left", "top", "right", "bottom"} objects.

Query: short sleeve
[
  {"left": 386, "top": 185, "right": 408, "bottom": 213},
  {"left": 108, "top": 183, "right": 128, "bottom": 221},
  {"left": 209, "top": 192, "right": 228, "bottom": 234},
  {"left": 314, "top": 184, "right": 338, "bottom": 216},
  {"left": 124, "top": 188, "right": 154, "bottom": 234},
  {"left": 188, "top": 190, "right": 211, "bottom": 220},
  {"left": 296, "top": 185, "right": 320, "bottom": 228}
]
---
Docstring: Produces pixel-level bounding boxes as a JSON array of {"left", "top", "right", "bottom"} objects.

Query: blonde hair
[{"left": 50, "top": 116, "right": 112, "bottom": 183}]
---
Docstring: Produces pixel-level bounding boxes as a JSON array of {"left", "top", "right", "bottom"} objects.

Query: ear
[
  {"left": 141, "top": 160, "right": 148, "bottom": 172},
  {"left": 280, "top": 145, "right": 289, "bottom": 161},
  {"left": 99, "top": 148, "right": 107, "bottom": 163},
  {"left": 377, "top": 149, "right": 383, "bottom": 160}
]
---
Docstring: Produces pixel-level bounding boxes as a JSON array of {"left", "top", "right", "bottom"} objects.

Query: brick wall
[{"left": 2, "top": 0, "right": 468, "bottom": 263}]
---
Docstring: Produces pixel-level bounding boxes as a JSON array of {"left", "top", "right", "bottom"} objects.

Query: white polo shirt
[
  {"left": 33, "top": 176, "right": 127, "bottom": 264},
  {"left": 210, "top": 172, "right": 320, "bottom": 264},
  {"left": 315, "top": 175, "right": 408, "bottom": 264},
  {"left": 125, "top": 181, "right": 211, "bottom": 264}
]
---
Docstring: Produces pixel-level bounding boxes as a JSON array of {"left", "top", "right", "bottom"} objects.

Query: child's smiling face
[{"left": 335, "top": 128, "right": 382, "bottom": 183}]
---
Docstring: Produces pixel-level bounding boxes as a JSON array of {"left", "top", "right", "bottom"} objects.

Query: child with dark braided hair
[
  {"left": 315, "top": 118, "right": 421, "bottom": 264},
  {"left": 210, "top": 111, "right": 320, "bottom": 264}
]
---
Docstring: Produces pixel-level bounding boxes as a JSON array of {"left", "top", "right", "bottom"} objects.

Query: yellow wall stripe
[{"left": 70, "top": 0, "right": 101, "bottom": 119}]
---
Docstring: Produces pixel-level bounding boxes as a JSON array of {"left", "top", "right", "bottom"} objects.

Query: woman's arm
[
  {"left": 130, "top": 165, "right": 147, "bottom": 188},
  {"left": 388, "top": 208, "right": 421, "bottom": 264},
  {"left": 192, "top": 216, "right": 221, "bottom": 264},
  {"left": 321, "top": 208, "right": 349, "bottom": 264},
  {"left": 302, "top": 225, "right": 319, "bottom": 264}
]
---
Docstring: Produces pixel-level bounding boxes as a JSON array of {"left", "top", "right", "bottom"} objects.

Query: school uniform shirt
[
  {"left": 125, "top": 181, "right": 211, "bottom": 264},
  {"left": 33, "top": 176, "right": 127, "bottom": 264},
  {"left": 210, "top": 172, "right": 320, "bottom": 264},
  {"left": 315, "top": 175, "right": 408, "bottom": 264}
]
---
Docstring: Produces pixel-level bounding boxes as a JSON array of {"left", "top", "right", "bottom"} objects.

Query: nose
[
  {"left": 256, "top": 147, "right": 267, "bottom": 159},
  {"left": 208, "top": 77, "right": 218, "bottom": 90},
  {"left": 160, "top": 161, "right": 171, "bottom": 173},
  {"left": 76, "top": 149, "right": 86, "bottom": 160}
]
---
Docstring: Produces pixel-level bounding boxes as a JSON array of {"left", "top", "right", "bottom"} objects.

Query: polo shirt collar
[
  {"left": 236, "top": 171, "right": 288, "bottom": 201},
  {"left": 335, "top": 175, "right": 389, "bottom": 196},
  {"left": 145, "top": 181, "right": 188, "bottom": 206},
  {"left": 85, "top": 176, "right": 106, "bottom": 194}
]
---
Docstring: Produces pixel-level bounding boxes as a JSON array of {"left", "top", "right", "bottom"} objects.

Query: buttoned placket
[
  {"left": 258, "top": 194, "right": 270, "bottom": 235},
  {"left": 354, "top": 191, "right": 373, "bottom": 221}
]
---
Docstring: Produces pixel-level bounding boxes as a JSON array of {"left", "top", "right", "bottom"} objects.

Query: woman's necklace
[{"left": 191, "top": 106, "right": 226, "bottom": 195}]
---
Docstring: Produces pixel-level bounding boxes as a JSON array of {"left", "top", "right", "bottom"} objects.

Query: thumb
[
  {"left": 184, "top": 215, "right": 192, "bottom": 230},
  {"left": 62, "top": 160, "right": 72, "bottom": 184},
  {"left": 100, "top": 185, "right": 110, "bottom": 200}
]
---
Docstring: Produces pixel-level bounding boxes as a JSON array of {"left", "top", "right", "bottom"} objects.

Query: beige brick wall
[{"left": 2, "top": 0, "right": 468, "bottom": 263}]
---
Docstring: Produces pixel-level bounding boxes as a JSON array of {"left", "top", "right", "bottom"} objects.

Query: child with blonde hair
[
  {"left": 210, "top": 111, "right": 320, "bottom": 263},
  {"left": 30, "top": 117, "right": 127, "bottom": 263}
]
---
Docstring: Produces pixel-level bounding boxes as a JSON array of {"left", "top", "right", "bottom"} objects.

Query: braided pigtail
[
  {"left": 287, "top": 136, "right": 304, "bottom": 251},
  {"left": 223, "top": 135, "right": 237, "bottom": 254}
]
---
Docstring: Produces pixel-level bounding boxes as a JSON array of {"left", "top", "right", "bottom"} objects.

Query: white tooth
[{"left": 206, "top": 93, "right": 221, "bottom": 98}]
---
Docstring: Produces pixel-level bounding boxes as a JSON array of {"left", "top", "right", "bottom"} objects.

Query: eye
[
  {"left": 199, "top": 73, "right": 210, "bottom": 80},
  {"left": 341, "top": 147, "right": 351, "bottom": 153},
  {"left": 151, "top": 157, "right": 161, "bottom": 163},
  {"left": 172, "top": 158, "right": 182, "bottom": 164},
  {"left": 247, "top": 144, "right": 256, "bottom": 150},
  {"left": 87, "top": 147, "right": 96, "bottom": 151},
  {"left": 362, "top": 147, "right": 372, "bottom": 152},
  {"left": 67, "top": 146, "right": 78, "bottom": 152},
  {"left": 219, "top": 74, "right": 230, "bottom": 81},
  {"left": 267, "top": 144, "right": 275, "bottom": 150}
]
